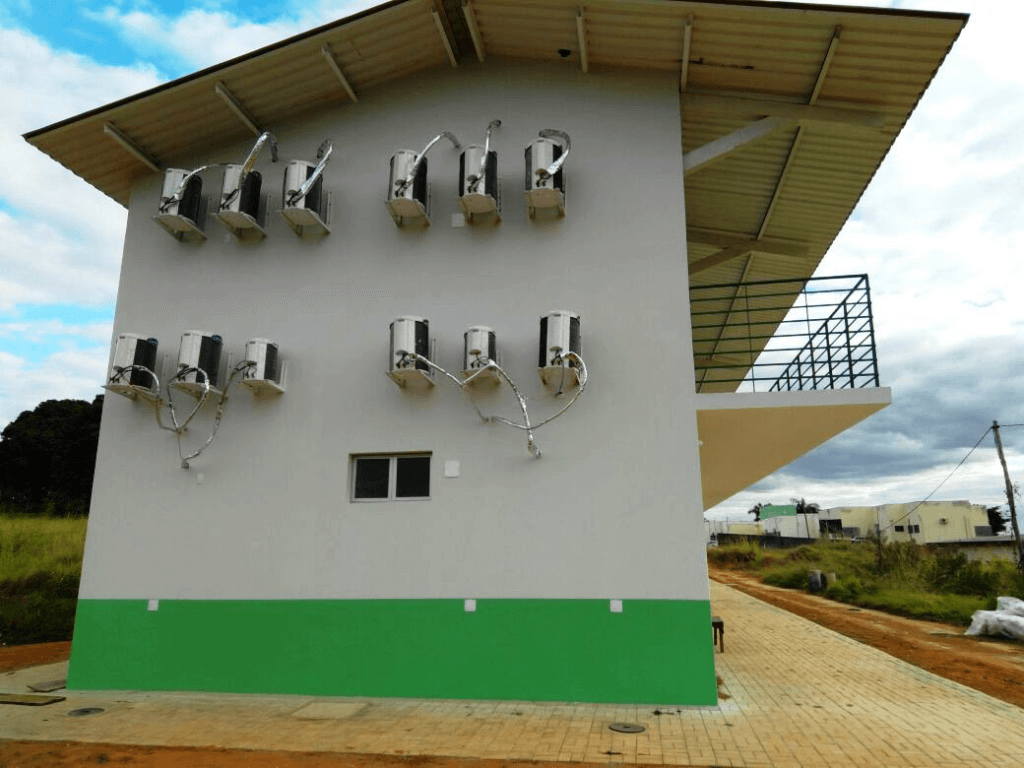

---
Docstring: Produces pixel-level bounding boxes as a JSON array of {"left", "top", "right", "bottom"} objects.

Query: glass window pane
[
  {"left": 395, "top": 456, "right": 430, "bottom": 498},
  {"left": 354, "top": 458, "right": 390, "bottom": 499}
]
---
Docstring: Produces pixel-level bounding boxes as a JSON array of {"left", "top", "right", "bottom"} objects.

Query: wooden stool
[{"left": 711, "top": 616, "right": 724, "bottom": 652}]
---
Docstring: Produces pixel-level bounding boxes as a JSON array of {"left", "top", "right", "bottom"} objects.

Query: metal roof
[{"left": 24, "top": 0, "right": 966, "bottom": 389}]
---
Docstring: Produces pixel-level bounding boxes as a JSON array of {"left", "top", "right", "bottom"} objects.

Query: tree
[
  {"left": 0, "top": 396, "right": 103, "bottom": 516},
  {"left": 986, "top": 505, "right": 1008, "bottom": 535},
  {"left": 792, "top": 497, "right": 821, "bottom": 515},
  {"left": 748, "top": 502, "right": 764, "bottom": 522}
]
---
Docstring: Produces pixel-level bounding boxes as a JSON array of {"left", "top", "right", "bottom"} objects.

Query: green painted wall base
[{"left": 68, "top": 598, "right": 717, "bottom": 704}]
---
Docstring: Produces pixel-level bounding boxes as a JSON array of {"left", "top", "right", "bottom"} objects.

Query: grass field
[
  {"left": 708, "top": 539, "right": 1024, "bottom": 625},
  {"left": 0, "top": 513, "right": 87, "bottom": 645}
]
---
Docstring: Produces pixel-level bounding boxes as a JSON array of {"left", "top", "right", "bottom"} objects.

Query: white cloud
[
  {"left": 0, "top": 318, "right": 112, "bottom": 345},
  {"left": 0, "top": 348, "right": 108, "bottom": 426},
  {"left": 91, "top": 1, "right": 377, "bottom": 71},
  {"left": 0, "top": 26, "right": 162, "bottom": 311}
]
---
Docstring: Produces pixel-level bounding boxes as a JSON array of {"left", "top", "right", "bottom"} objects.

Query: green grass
[
  {"left": 0, "top": 513, "right": 87, "bottom": 645},
  {"left": 709, "top": 539, "right": 1024, "bottom": 626}
]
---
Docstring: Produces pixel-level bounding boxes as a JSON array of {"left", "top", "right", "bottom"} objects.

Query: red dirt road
[{"left": 710, "top": 567, "right": 1024, "bottom": 709}]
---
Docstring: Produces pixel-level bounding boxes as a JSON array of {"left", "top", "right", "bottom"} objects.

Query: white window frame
[{"left": 350, "top": 453, "right": 431, "bottom": 502}]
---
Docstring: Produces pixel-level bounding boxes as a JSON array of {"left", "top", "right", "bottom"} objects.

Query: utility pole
[{"left": 992, "top": 421, "right": 1023, "bottom": 572}]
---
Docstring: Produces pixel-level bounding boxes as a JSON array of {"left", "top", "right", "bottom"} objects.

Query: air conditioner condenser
[
  {"left": 104, "top": 333, "right": 160, "bottom": 401},
  {"left": 154, "top": 168, "right": 207, "bottom": 242}
]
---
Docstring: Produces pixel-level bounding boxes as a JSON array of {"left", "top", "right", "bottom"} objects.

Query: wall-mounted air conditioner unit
[
  {"left": 462, "top": 325, "right": 498, "bottom": 385},
  {"left": 538, "top": 310, "right": 581, "bottom": 389},
  {"left": 214, "top": 132, "right": 276, "bottom": 240},
  {"left": 104, "top": 333, "right": 160, "bottom": 401},
  {"left": 525, "top": 129, "right": 570, "bottom": 219},
  {"left": 458, "top": 120, "right": 501, "bottom": 224},
  {"left": 386, "top": 132, "right": 460, "bottom": 227},
  {"left": 216, "top": 165, "right": 269, "bottom": 240},
  {"left": 154, "top": 169, "right": 207, "bottom": 242},
  {"left": 172, "top": 330, "right": 223, "bottom": 398},
  {"left": 281, "top": 140, "right": 332, "bottom": 237},
  {"left": 388, "top": 316, "right": 434, "bottom": 390},
  {"left": 239, "top": 338, "right": 285, "bottom": 396}
]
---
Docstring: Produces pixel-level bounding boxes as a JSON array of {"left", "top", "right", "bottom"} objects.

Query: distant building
[
  {"left": 708, "top": 500, "right": 994, "bottom": 547},
  {"left": 823, "top": 501, "right": 992, "bottom": 544}
]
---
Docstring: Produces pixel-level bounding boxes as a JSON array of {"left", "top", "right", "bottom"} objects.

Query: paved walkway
[{"left": 3, "top": 582, "right": 1023, "bottom": 766}]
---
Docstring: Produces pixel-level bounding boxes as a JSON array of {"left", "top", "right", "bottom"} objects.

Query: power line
[{"left": 877, "top": 426, "right": 993, "bottom": 534}]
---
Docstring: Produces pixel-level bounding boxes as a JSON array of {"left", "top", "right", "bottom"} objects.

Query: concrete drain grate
[
  {"left": 67, "top": 707, "right": 105, "bottom": 717},
  {"left": 608, "top": 722, "right": 645, "bottom": 734}
]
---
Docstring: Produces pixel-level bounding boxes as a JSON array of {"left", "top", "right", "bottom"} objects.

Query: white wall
[{"left": 81, "top": 60, "right": 707, "bottom": 603}]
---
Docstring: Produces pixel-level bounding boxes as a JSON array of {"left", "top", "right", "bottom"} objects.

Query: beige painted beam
[
  {"left": 757, "top": 27, "right": 840, "bottom": 240},
  {"left": 214, "top": 82, "right": 263, "bottom": 137},
  {"left": 684, "top": 116, "right": 791, "bottom": 176},
  {"left": 463, "top": 0, "right": 486, "bottom": 62},
  {"left": 576, "top": 9, "right": 589, "bottom": 73},
  {"left": 688, "top": 244, "right": 751, "bottom": 276},
  {"left": 810, "top": 26, "right": 842, "bottom": 104},
  {"left": 321, "top": 45, "right": 358, "bottom": 102},
  {"left": 687, "top": 228, "right": 810, "bottom": 259},
  {"left": 681, "top": 92, "right": 888, "bottom": 129},
  {"left": 431, "top": 10, "right": 458, "bottom": 67},
  {"left": 679, "top": 15, "right": 693, "bottom": 92},
  {"left": 102, "top": 122, "right": 161, "bottom": 172}
]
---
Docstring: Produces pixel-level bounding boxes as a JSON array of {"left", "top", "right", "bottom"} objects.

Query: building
[
  {"left": 25, "top": 0, "right": 966, "bottom": 704},
  {"left": 823, "top": 501, "right": 992, "bottom": 543},
  {"left": 708, "top": 500, "right": 993, "bottom": 546}
]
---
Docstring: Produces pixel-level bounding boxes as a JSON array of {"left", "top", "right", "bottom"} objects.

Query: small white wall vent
[
  {"left": 281, "top": 140, "right": 332, "bottom": 237},
  {"left": 387, "top": 132, "right": 461, "bottom": 226},
  {"left": 155, "top": 169, "right": 207, "bottom": 242},
  {"left": 215, "top": 132, "right": 277, "bottom": 241},
  {"left": 172, "top": 330, "right": 224, "bottom": 398},
  {"left": 539, "top": 310, "right": 581, "bottom": 389},
  {"left": 239, "top": 338, "right": 284, "bottom": 396},
  {"left": 458, "top": 120, "right": 501, "bottom": 224},
  {"left": 462, "top": 325, "right": 498, "bottom": 384},
  {"left": 525, "top": 129, "right": 570, "bottom": 219},
  {"left": 104, "top": 333, "right": 160, "bottom": 401},
  {"left": 388, "top": 316, "right": 434, "bottom": 389}
]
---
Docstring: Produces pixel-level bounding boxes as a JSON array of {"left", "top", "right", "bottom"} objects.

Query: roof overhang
[
  {"left": 696, "top": 387, "right": 892, "bottom": 509},
  {"left": 23, "top": 0, "right": 966, "bottom": 395}
]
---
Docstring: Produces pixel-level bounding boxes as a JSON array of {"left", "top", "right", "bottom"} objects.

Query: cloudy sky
[{"left": 0, "top": 0, "right": 1020, "bottom": 519}]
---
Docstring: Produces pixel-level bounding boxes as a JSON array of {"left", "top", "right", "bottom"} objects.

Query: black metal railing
[{"left": 690, "top": 274, "right": 879, "bottom": 393}]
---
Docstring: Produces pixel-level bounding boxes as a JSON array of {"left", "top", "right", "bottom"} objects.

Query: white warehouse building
[{"left": 25, "top": 0, "right": 965, "bottom": 704}]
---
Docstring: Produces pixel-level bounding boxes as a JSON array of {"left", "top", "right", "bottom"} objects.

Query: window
[
  {"left": 894, "top": 525, "right": 905, "bottom": 532},
  {"left": 909, "top": 524, "right": 920, "bottom": 534},
  {"left": 351, "top": 454, "right": 430, "bottom": 501}
]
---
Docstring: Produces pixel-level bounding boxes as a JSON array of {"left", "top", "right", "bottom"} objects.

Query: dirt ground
[
  {"left": 2, "top": 576, "right": 1023, "bottom": 766},
  {"left": 709, "top": 567, "right": 1024, "bottom": 709}
]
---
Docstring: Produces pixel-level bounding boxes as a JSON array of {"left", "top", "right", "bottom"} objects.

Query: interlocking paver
[{"left": 3, "top": 581, "right": 1023, "bottom": 766}]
